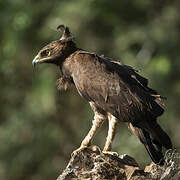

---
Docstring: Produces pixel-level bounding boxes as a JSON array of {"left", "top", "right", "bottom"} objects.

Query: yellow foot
[
  {"left": 90, "top": 145, "right": 101, "bottom": 154},
  {"left": 102, "top": 151, "right": 119, "bottom": 156},
  {"left": 71, "top": 146, "right": 88, "bottom": 157},
  {"left": 72, "top": 145, "right": 102, "bottom": 157}
]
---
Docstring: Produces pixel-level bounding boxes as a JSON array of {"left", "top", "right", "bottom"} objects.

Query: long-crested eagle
[{"left": 32, "top": 25, "right": 172, "bottom": 165}]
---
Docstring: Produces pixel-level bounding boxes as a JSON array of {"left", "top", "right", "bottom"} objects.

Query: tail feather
[
  {"left": 128, "top": 121, "right": 172, "bottom": 165},
  {"left": 141, "top": 129, "right": 165, "bottom": 165},
  {"left": 146, "top": 121, "right": 172, "bottom": 150}
]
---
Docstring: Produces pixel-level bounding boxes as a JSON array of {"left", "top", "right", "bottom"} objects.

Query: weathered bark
[{"left": 57, "top": 147, "right": 180, "bottom": 180}]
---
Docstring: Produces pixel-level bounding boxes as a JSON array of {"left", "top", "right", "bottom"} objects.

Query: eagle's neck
[
  {"left": 57, "top": 50, "right": 80, "bottom": 90},
  {"left": 60, "top": 50, "right": 81, "bottom": 78}
]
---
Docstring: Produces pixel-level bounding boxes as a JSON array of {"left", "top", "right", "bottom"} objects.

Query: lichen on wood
[{"left": 57, "top": 147, "right": 179, "bottom": 180}]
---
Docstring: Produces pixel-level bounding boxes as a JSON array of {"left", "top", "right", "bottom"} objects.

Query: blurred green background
[{"left": 0, "top": 0, "right": 180, "bottom": 179}]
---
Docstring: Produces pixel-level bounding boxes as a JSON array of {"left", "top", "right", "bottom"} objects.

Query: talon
[
  {"left": 71, "top": 146, "right": 88, "bottom": 157},
  {"left": 91, "top": 145, "right": 101, "bottom": 154},
  {"left": 102, "top": 151, "right": 119, "bottom": 156}
]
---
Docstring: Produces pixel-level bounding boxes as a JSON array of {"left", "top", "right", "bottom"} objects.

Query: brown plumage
[{"left": 32, "top": 25, "right": 172, "bottom": 165}]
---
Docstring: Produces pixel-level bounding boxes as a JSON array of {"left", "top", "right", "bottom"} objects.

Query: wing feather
[{"left": 72, "top": 53, "right": 164, "bottom": 123}]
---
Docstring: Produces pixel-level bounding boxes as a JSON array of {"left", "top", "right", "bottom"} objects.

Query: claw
[
  {"left": 71, "top": 145, "right": 102, "bottom": 157},
  {"left": 102, "top": 151, "right": 119, "bottom": 156},
  {"left": 71, "top": 146, "right": 88, "bottom": 157}
]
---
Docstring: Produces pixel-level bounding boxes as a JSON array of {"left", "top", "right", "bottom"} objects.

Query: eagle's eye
[
  {"left": 41, "top": 50, "right": 51, "bottom": 57},
  {"left": 47, "top": 50, "right": 51, "bottom": 56}
]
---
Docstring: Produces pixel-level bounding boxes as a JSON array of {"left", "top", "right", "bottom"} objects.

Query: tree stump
[{"left": 57, "top": 147, "right": 180, "bottom": 180}]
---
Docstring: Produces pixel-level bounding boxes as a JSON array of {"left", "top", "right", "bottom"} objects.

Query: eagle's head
[{"left": 32, "top": 25, "right": 77, "bottom": 67}]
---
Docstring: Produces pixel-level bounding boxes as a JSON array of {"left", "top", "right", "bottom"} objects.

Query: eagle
[{"left": 32, "top": 25, "right": 172, "bottom": 165}]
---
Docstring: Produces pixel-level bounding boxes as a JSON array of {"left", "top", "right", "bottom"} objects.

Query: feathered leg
[
  {"left": 72, "top": 102, "right": 107, "bottom": 154},
  {"left": 103, "top": 115, "right": 118, "bottom": 152}
]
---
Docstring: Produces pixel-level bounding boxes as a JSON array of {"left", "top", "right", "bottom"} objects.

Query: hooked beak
[{"left": 32, "top": 55, "right": 40, "bottom": 68}]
